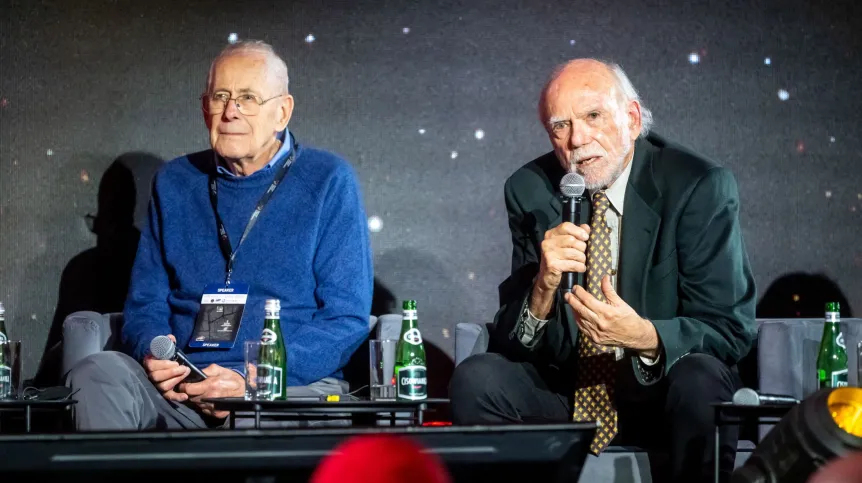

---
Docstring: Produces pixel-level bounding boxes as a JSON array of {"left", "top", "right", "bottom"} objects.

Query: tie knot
[{"left": 592, "top": 191, "right": 610, "bottom": 216}]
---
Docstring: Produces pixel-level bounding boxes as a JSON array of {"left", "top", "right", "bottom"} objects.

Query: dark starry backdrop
[{"left": 1, "top": 0, "right": 860, "bottom": 379}]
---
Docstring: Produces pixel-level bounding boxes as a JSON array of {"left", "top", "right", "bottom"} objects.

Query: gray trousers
[{"left": 65, "top": 351, "right": 347, "bottom": 431}]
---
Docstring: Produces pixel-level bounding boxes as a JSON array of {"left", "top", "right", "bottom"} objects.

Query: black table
[
  {"left": 0, "top": 422, "right": 597, "bottom": 482},
  {"left": 0, "top": 399, "right": 77, "bottom": 433},
  {"left": 711, "top": 402, "right": 795, "bottom": 483},
  {"left": 203, "top": 397, "right": 450, "bottom": 428}
]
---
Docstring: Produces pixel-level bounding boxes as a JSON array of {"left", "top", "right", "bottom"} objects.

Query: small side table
[
  {"left": 0, "top": 399, "right": 77, "bottom": 433},
  {"left": 203, "top": 397, "right": 449, "bottom": 429},
  {"left": 711, "top": 402, "right": 795, "bottom": 483}
]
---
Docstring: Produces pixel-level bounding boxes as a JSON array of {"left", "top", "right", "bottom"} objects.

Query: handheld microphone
[
  {"left": 732, "top": 387, "right": 800, "bottom": 406},
  {"left": 150, "top": 335, "right": 208, "bottom": 383},
  {"left": 559, "top": 172, "right": 586, "bottom": 293}
]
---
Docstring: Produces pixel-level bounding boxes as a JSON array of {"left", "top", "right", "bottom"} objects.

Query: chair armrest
[
  {"left": 455, "top": 322, "right": 489, "bottom": 366},
  {"left": 61, "top": 311, "right": 115, "bottom": 375},
  {"left": 376, "top": 314, "right": 403, "bottom": 341}
]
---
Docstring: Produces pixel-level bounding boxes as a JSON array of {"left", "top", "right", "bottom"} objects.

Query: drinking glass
[{"left": 369, "top": 339, "right": 397, "bottom": 400}]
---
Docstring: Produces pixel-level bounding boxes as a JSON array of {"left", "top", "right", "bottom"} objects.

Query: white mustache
[{"left": 569, "top": 153, "right": 605, "bottom": 164}]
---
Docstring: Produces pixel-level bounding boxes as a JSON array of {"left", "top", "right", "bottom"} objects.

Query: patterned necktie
[{"left": 571, "top": 190, "right": 618, "bottom": 455}]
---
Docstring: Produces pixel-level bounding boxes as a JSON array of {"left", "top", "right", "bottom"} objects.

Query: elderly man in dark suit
[{"left": 449, "top": 58, "right": 757, "bottom": 482}]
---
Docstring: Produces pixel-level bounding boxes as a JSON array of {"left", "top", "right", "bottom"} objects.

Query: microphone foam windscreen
[
  {"left": 560, "top": 172, "right": 586, "bottom": 198},
  {"left": 149, "top": 335, "right": 176, "bottom": 360},
  {"left": 732, "top": 387, "right": 761, "bottom": 406}
]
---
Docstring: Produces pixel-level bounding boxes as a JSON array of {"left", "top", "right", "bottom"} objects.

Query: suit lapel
[{"left": 619, "top": 139, "right": 662, "bottom": 315}]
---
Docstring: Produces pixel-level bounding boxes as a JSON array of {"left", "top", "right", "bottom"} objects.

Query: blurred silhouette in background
[{"left": 31, "top": 152, "right": 163, "bottom": 386}]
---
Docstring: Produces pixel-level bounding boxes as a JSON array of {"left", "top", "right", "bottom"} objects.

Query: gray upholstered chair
[
  {"left": 60, "top": 311, "right": 390, "bottom": 381},
  {"left": 453, "top": 318, "right": 862, "bottom": 482}
]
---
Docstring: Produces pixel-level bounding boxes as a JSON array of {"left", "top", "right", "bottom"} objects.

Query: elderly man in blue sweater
[{"left": 66, "top": 40, "right": 373, "bottom": 430}]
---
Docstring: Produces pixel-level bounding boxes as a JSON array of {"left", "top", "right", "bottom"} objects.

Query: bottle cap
[{"left": 265, "top": 298, "right": 281, "bottom": 312}]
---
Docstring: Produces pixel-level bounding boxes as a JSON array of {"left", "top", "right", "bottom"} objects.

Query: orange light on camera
[{"left": 827, "top": 387, "right": 862, "bottom": 437}]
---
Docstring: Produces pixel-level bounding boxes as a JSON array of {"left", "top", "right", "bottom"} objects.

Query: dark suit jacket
[{"left": 490, "top": 133, "right": 757, "bottom": 387}]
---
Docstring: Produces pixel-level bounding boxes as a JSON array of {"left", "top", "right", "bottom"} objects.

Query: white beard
[{"left": 569, "top": 132, "right": 632, "bottom": 190}]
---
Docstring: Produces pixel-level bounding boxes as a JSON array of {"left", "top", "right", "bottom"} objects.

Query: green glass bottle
[
  {"left": 816, "top": 302, "right": 848, "bottom": 388},
  {"left": 257, "top": 299, "right": 287, "bottom": 400},
  {"left": 394, "top": 300, "right": 427, "bottom": 401}
]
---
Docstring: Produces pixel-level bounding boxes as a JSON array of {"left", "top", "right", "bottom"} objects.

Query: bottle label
[
  {"left": 260, "top": 328, "right": 277, "bottom": 345},
  {"left": 402, "top": 328, "right": 423, "bottom": 345},
  {"left": 265, "top": 309, "right": 280, "bottom": 319},
  {"left": 396, "top": 366, "right": 427, "bottom": 400},
  {"left": 836, "top": 332, "right": 846, "bottom": 350},
  {"left": 0, "top": 365, "right": 11, "bottom": 399},
  {"left": 256, "top": 364, "right": 283, "bottom": 398},
  {"left": 831, "top": 369, "right": 848, "bottom": 388},
  {"left": 0, "top": 332, "right": 6, "bottom": 343},
  {"left": 403, "top": 309, "right": 417, "bottom": 320},
  {"left": 826, "top": 312, "right": 839, "bottom": 323}
]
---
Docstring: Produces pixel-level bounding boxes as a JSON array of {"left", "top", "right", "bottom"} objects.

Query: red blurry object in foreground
[
  {"left": 807, "top": 451, "right": 862, "bottom": 483},
  {"left": 422, "top": 421, "right": 452, "bottom": 427},
  {"left": 310, "top": 433, "right": 452, "bottom": 483}
]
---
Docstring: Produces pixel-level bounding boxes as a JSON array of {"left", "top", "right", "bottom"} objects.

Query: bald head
[
  {"left": 539, "top": 59, "right": 652, "bottom": 137},
  {"left": 538, "top": 59, "right": 650, "bottom": 189}
]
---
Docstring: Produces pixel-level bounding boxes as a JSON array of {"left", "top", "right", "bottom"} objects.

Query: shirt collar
[
  {"left": 215, "top": 129, "right": 292, "bottom": 177},
  {"left": 588, "top": 148, "right": 634, "bottom": 216}
]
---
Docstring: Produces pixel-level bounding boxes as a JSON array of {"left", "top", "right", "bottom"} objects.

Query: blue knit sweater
[{"left": 122, "top": 135, "right": 373, "bottom": 386}]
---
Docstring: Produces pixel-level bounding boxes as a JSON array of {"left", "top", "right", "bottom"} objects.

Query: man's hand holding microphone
[
  {"left": 144, "top": 334, "right": 246, "bottom": 418},
  {"left": 530, "top": 222, "right": 660, "bottom": 359}
]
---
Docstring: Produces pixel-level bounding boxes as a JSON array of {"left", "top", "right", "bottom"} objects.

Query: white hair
[
  {"left": 539, "top": 59, "right": 654, "bottom": 137},
  {"left": 205, "top": 40, "right": 290, "bottom": 95},
  {"left": 608, "top": 62, "right": 653, "bottom": 137}
]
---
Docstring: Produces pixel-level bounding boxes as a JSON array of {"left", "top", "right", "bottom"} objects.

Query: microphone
[
  {"left": 732, "top": 387, "right": 799, "bottom": 406},
  {"left": 150, "top": 335, "right": 208, "bottom": 383},
  {"left": 559, "top": 172, "right": 586, "bottom": 293}
]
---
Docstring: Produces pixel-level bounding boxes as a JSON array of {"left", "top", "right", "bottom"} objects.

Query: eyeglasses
[{"left": 201, "top": 92, "right": 285, "bottom": 116}]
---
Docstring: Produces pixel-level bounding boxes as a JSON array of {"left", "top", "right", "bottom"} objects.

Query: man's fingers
[
  {"left": 553, "top": 222, "right": 590, "bottom": 241},
  {"left": 150, "top": 365, "right": 189, "bottom": 384},
  {"left": 569, "top": 287, "right": 601, "bottom": 321},
  {"left": 163, "top": 390, "right": 189, "bottom": 402},
  {"left": 574, "top": 285, "right": 609, "bottom": 316},
  {"left": 202, "top": 364, "right": 222, "bottom": 377},
  {"left": 601, "top": 275, "right": 622, "bottom": 305},
  {"left": 156, "top": 372, "right": 190, "bottom": 393},
  {"left": 557, "top": 248, "right": 586, "bottom": 263},
  {"left": 144, "top": 358, "right": 180, "bottom": 374},
  {"left": 179, "top": 380, "right": 210, "bottom": 397}
]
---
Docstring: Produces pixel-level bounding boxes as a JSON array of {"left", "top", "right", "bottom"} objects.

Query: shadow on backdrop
[
  {"left": 341, "top": 278, "right": 399, "bottom": 396},
  {"left": 32, "top": 152, "right": 163, "bottom": 386},
  {"left": 371, "top": 248, "right": 469, "bottom": 402},
  {"left": 756, "top": 272, "right": 853, "bottom": 318}
]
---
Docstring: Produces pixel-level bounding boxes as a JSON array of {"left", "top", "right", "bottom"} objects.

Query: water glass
[
  {"left": 244, "top": 340, "right": 276, "bottom": 401},
  {"left": 369, "top": 339, "right": 397, "bottom": 400},
  {"left": 0, "top": 340, "right": 22, "bottom": 400}
]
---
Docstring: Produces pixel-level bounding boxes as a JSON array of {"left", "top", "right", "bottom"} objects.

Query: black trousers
[{"left": 449, "top": 352, "right": 742, "bottom": 483}]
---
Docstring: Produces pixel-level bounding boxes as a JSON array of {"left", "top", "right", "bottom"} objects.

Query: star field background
[{"left": 1, "top": 0, "right": 861, "bottom": 380}]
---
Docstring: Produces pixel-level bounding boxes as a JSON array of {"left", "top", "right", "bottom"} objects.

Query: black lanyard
[{"left": 208, "top": 138, "right": 296, "bottom": 284}]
